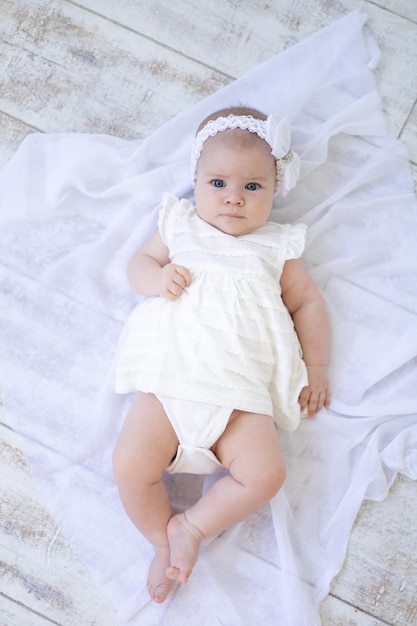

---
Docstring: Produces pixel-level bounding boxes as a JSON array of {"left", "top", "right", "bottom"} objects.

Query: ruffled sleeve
[
  {"left": 157, "top": 193, "right": 181, "bottom": 246},
  {"left": 158, "top": 193, "right": 195, "bottom": 247},
  {"left": 286, "top": 223, "right": 307, "bottom": 260}
]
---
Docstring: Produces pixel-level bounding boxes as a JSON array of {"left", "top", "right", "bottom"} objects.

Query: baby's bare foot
[
  {"left": 166, "top": 512, "right": 204, "bottom": 584},
  {"left": 147, "top": 545, "right": 176, "bottom": 603}
]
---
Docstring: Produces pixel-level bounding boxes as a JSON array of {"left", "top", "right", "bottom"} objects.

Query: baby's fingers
[
  {"left": 307, "top": 390, "right": 325, "bottom": 417},
  {"left": 175, "top": 265, "right": 192, "bottom": 288},
  {"left": 160, "top": 264, "right": 191, "bottom": 300},
  {"left": 299, "top": 386, "right": 330, "bottom": 417}
]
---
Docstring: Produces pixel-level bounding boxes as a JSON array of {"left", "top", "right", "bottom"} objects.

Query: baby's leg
[
  {"left": 112, "top": 392, "right": 179, "bottom": 603},
  {"left": 166, "top": 411, "right": 285, "bottom": 583}
]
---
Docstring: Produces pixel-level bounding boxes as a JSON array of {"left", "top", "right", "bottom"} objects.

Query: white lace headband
[{"left": 190, "top": 114, "right": 300, "bottom": 196}]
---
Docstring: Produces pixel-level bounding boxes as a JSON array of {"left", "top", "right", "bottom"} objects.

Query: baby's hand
[
  {"left": 299, "top": 365, "right": 331, "bottom": 417},
  {"left": 156, "top": 263, "right": 192, "bottom": 300}
]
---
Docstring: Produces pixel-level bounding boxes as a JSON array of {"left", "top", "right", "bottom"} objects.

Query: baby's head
[{"left": 191, "top": 106, "right": 298, "bottom": 236}]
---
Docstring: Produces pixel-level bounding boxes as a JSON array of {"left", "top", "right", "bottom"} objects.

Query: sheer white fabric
[{"left": 1, "top": 11, "right": 416, "bottom": 626}]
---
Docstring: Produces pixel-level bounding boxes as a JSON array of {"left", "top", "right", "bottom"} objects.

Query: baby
[{"left": 113, "top": 106, "right": 331, "bottom": 603}]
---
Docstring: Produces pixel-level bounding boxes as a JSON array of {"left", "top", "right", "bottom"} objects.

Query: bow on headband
[
  {"left": 265, "top": 116, "right": 301, "bottom": 196},
  {"left": 190, "top": 113, "right": 300, "bottom": 196}
]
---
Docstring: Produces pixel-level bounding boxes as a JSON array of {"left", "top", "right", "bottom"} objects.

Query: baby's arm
[
  {"left": 280, "top": 259, "right": 331, "bottom": 416},
  {"left": 128, "top": 231, "right": 192, "bottom": 300}
]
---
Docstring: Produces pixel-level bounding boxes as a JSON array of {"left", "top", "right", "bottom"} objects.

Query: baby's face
[{"left": 194, "top": 133, "right": 276, "bottom": 236}]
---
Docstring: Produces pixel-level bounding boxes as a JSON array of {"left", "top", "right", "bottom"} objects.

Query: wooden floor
[{"left": 1, "top": 1, "right": 416, "bottom": 624}]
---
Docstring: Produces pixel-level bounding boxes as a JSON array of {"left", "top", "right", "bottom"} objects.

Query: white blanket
[{"left": 1, "top": 11, "right": 416, "bottom": 625}]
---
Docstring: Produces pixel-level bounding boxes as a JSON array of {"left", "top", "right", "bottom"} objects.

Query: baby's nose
[{"left": 225, "top": 191, "right": 244, "bottom": 205}]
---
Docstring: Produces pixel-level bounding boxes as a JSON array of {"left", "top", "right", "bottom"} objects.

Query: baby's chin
[
  {"left": 213, "top": 219, "right": 250, "bottom": 237},
  {"left": 199, "top": 215, "right": 263, "bottom": 237}
]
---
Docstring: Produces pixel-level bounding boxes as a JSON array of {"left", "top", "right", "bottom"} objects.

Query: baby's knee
[
  {"left": 112, "top": 436, "right": 167, "bottom": 489},
  {"left": 251, "top": 460, "right": 286, "bottom": 501},
  {"left": 112, "top": 439, "right": 142, "bottom": 489}
]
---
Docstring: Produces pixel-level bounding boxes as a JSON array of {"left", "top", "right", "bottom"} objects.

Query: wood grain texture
[
  {"left": 0, "top": 0, "right": 228, "bottom": 138},
  {"left": 0, "top": 113, "right": 37, "bottom": 168},
  {"left": 370, "top": 0, "right": 417, "bottom": 22},
  {"left": 321, "top": 595, "right": 390, "bottom": 626},
  {"left": 0, "top": 424, "right": 115, "bottom": 625},
  {"left": 0, "top": 596, "right": 57, "bottom": 626},
  {"left": 326, "top": 475, "right": 417, "bottom": 626}
]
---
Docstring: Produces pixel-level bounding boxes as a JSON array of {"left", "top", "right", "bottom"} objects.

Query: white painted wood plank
[
  {"left": 0, "top": 595, "right": 57, "bottom": 626},
  {"left": 0, "top": 0, "right": 228, "bottom": 138},
  {"left": 329, "top": 475, "right": 417, "bottom": 626},
  {"left": 76, "top": 0, "right": 417, "bottom": 154},
  {"left": 0, "top": 423, "right": 115, "bottom": 626},
  {"left": 321, "top": 594, "right": 389, "bottom": 625},
  {"left": 0, "top": 113, "right": 38, "bottom": 168},
  {"left": 370, "top": 0, "right": 417, "bottom": 22}
]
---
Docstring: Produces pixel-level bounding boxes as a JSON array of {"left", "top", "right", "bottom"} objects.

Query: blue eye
[
  {"left": 246, "top": 182, "right": 260, "bottom": 191},
  {"left": 211, "top": 179, "right": 225, "bottom": 188}
]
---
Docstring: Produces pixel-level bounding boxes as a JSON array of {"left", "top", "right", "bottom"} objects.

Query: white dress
[{"left": 115, "top": 193, "right": 308, "bottom": 431}]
